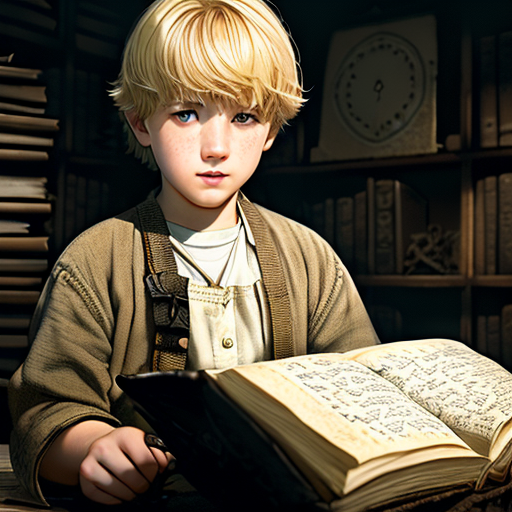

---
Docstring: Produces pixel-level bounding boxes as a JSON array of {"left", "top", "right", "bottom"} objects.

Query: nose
[{"left": 200, "top": 115, "right": 230, "bottom": 162}]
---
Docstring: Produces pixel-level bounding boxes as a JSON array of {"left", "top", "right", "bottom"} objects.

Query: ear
[
  {"left": 262, "top": 132, "right": 276, "bottom": 152},
  {"left": 124, "top": 109, "right": 152, "bottom": 147}
]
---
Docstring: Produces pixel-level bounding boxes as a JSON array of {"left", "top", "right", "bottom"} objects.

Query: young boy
[{"left": 9, "top": 0, "right": 379, "bottom": 507}]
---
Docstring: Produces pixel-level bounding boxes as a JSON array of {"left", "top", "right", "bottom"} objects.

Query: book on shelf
[
  {"left": 0, "top": 202, "right": 51, "bottom": 215},
  {"left": 0, "top": 176, "right": 47, "bottom": 199},
  {"left": 0, "top": 290, "right": 40, "bottom": 305},
  {"left": 0, "top": 277, "right": 42, "bottom": 287},
  {"left": 0, "top": 54, "right": 14, "bottom": 63},
  {"left": 499, "top": 173, "right": 512, "bottom": 274},
  {"left": 118, "top": 339, "right": 512, "bottom": 512},
  {"left": 0, "top": 220, "right": 30, "bottom": 235},
  {"left": 0, "top": 149, "right": 48, "bottom": 161},
  {"left": 487, "top": 314, "right": 501, "bottom": 363},
  {"left": 368, "top": 305, "right": 402, "bottom": 342},
  {"left": 0, "top": 113, "right": 58, "bottom": 131},
  {"left": 484, "top": 175, "right": 498, "bottom": 275},
  {"left": 0, "top": 65, "right": 42, "bottom": 80},
  {"left": 476, "top": 314, "right": 487, "bottom": 357},
  {"left": 353, "top": 190, "right": 367, "bottom": 275},
  {"left": 0, "top": 315, "right": 32, "bottom": 330},
  {"left": 479, "top": 35, "right": 498, "bottom": 148},
  {"left": 0, "top": 335, "right": 28, "bottom": 349},
  {"left": 0, "top": 101, "right": 45, "bottom": 115},
  {"left": 0, "top": 84, "right": 47, "bottom": 104},
  {"left": 474, "top": 178, "right": 486, "bottom": 275},
  {"left": 0, "top": 259, "right": 47, "bottom": 273},
  {"left": 0, "top": 237, "right": 48, "bottom": 252},
  {"left": 372, "top": 179, "right": 428, "bottom": 275},
  {"left": 334, "top": 197, "right": 354, "bottom": 271},
  {"left": 0, "top": 133, "right": 54, "bottom": 147},
  {"left": 367, "top": 177, "right": 376, "bottom": 274},
  {"left": 499, "top": 31, "right": 512, "bottom": 146}
]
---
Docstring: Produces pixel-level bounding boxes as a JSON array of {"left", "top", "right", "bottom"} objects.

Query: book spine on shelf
[
  {"left": 0, "top": 315, "right": 31, "bottom": 329},
  {"left": 476, "top": 315, "right": 487, "bottom": 356},
  {"left": 0, "top": 259, "right": 47, "bottom": 273},
  {"left": 335, "top": 197, "right": 354, "bottom": 271},
  {"left": 375, "top": 179, "right": 395, "bottom": 274},
  {"left": 0, "top": 113, "right": 59, "bottom": 131},
  {"left": 499, "top": 31, "right": 512, "bottom": 146},
  {"left": 474, "top": 179, "right": 486, "bottom": 275},
  {"left": 479, "top": 36, "right": 498, "bottom": 148},
  {"left": 0, "top": 65, "right": 42, "bottom": 80},
  {"left": 484, "top": 175, "right": 498, "bottom": 275},
  {"left": 0, "top": 84, "right": 47, "bottom": 103},
  {"left": 0, "top": 220, "right": 30, "bottom": 235},
  {"left": 354, "top": 190, "right": 367, "bottom": 275},
  {"left": 310, "top": 201, "right": 325, "bottom": 240},
  {"left": 502, "top": 305, "right": 512, "bottom": 369},
  {"left": 487, "top": 314, "right": 501, "bottom": 362},
  {"left": 0, "top": 277, "right": 42, "bottom": 287},
  {"left": 0, "top": 149, "right": 49, "bottom": 161},
  {"left": 323, "top": 198, "right": 335, "bottom": 246},
  {"left": 0, "top": 101, "right": 45, "bottom": 115},
  {"left": 0, "top": 291, "right": 40, "bottom": 305},
  {"left": 0, "top": 237, "right": 48, "bottom": 252},
  {"left": 0, "top": 335, "right": 29, "bottom": 349},
  {"left": 0, "top": 202, "right": 51, "bottom": 214},
  {"left": 0, "top": 133, "right": 53, "bottom": 147},
  {"left": 367, "top": 177, "right": 375, "bottom": 275},
  {"left": 499, "top": 173, "right": 512, "bottom": 274}
]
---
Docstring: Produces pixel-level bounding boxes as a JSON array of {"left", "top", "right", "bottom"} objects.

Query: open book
[{"left": 117, "top": 339, "right": 512, "bottom": 511}]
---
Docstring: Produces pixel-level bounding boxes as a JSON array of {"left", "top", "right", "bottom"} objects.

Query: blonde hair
[{"left": 110, "top": 0, "right": 305, "bottom": 169}]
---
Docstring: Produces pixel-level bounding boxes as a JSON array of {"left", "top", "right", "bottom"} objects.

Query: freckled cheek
[
  {"left": 156, "top": 134, "right": 196, "bottom": 160},
  {"left": 238, "top": 133, "right": 266, "bottom": 160}
]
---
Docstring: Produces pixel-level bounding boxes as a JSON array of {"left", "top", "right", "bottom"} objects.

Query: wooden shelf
[
  {"left": 470, "top": 276, "right": 512, "bottom": 287},
  {"left": 355, "top": 275, "right": 467, "bottom": 288}
]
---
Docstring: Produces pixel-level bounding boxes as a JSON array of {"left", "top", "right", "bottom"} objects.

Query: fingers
[
  {"left": 148, "top": 446, "right": 176, "bottom": 472},
  {"left": 79, "top": 427, "right": 169, "bottom": 504}
]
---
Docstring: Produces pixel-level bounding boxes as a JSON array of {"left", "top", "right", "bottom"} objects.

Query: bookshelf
[{"left": 245, "top": 0, "right": 512, "bottom": 367}]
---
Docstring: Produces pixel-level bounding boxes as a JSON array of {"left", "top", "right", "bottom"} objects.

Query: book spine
[
  {"left": 479, "top": 36, "right": 498, "bottom": 148},
  {"left": 484, "top": 176, "right": 498, "bottom": 275},
  {"left": 498, "top": 173, "right": 512, "bottom": 274},
  {"left": 487, "top": 314, "right": 501, "bottom": 362},
  {"left": 335, "top": 197, "right": 354, "bottom": 270},
  {"left": 0, "top": 101, "right": 45, "bottom": 115},
  {"left": 502, "top": 304, "right": 512, "bottom": 369},
  {"left": 323, "top": 198, "right": 335, "bottom": 246},
  {"left": 367, "top": 177, "right": 375, "bottom": 275},
  {"left": 0, "top": 291, "right": 40, "bottom": 305},
  {"left": 0, "top": 202, "right": 51, "bottom": 214},
  {"left": 499, "top": 32, "right": 512, "bottom": 146},
  {"left": 310, "top": 201, "right": 325, "bottom": 240},
  {"left": 0, "top": 315, "right": 31, "bottom": 329},
  {"left": 354, "top": 190, "right": 367, "bottom": 275},
  {"left": 0, "top": 84, "right": 47, "bottom": 103},
  {"left": 0, "top": 335, "right": 29, "bottom": 348},
  {"left": 0, "top": 65, "right": 42, "bottom": 80},
  {"left": 0, "top": 133, "right": 53, "bottom": 147},
  {"left": 0, "top": 113, "right": 59, "bottom": 131},
  {"left": 0, "top": 259, "right": 47, "bottom": 273},
  {"left": 0, "top": 277, "right": 42, "bottom": 287},
  {"left": 0, "top": 149, "right": 49, "bottom": 161},
  {"left": 474, "top": 179, "right": 486, "bottom": 275},
  {"left": 476, "top": 314, "right": 487, "bottom": 356},
  {"left": 0, "top": 237, "right": 48, "bottom": 252},
  {"left": 375, "top": 180, "right": 395, "bottom": 274}
]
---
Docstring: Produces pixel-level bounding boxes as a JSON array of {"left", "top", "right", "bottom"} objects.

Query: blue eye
[{"left": 173, "top": 110, "right": 197, "bottom": 123}]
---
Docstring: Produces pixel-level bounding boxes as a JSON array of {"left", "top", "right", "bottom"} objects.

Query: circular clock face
[{"left": 333, "top": 32, "right": 426, "bottom": 145}]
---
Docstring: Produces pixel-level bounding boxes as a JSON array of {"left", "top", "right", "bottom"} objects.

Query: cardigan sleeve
[{"left": 8, "top": 255, "right": 123, "bottom": 504}]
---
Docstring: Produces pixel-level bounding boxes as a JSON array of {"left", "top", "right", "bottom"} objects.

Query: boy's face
[{"left": 128, "top": 98, "right": 275, "bottom": 228}]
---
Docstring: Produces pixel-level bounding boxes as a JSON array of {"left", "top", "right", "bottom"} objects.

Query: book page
[
  {"left": 221, "top": 355, "right": 471, "bottom": 465},
  {"left": 351, "top": 339, "right": 512, "bottom": 456}
]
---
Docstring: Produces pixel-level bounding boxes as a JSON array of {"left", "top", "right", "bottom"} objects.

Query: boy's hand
[{"left": 79, "top": 426, "right": 173, "bottom": 504}]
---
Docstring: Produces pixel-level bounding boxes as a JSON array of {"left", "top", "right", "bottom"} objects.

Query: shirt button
[{"left": 222, "top": 337, "right": 234, "bottom": 349}]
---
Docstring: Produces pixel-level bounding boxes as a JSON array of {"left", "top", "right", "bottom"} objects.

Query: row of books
[
  {"left": 479, "top": 31, "right": 512, "bottom": 148},
  {"left": 303, "top": 178, "right": 428, "bottom": 275},
  {"left": 476, "top": 304, "right": 512, "bottom": 369},
  {"left": 0, "top": 0, "right": 58, "bottom": 37},
  {"left": 0, "top": 58, "right": 58, "bottom": 378},
  {"left": 474, "top": 172, "right": 512, "bottom": 275}
]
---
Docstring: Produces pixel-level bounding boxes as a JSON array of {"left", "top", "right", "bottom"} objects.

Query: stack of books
[{"left": 0, "top": 56, "right": 59, "bottom": 377}]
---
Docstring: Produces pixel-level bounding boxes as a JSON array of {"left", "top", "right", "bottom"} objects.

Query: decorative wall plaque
[{"left": 311, "top": 15, "right": 438, "bottom": 162}]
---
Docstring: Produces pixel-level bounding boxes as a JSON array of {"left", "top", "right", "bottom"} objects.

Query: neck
[{"left": 156, "top": 188, "right": 239, "bottom": 232}]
